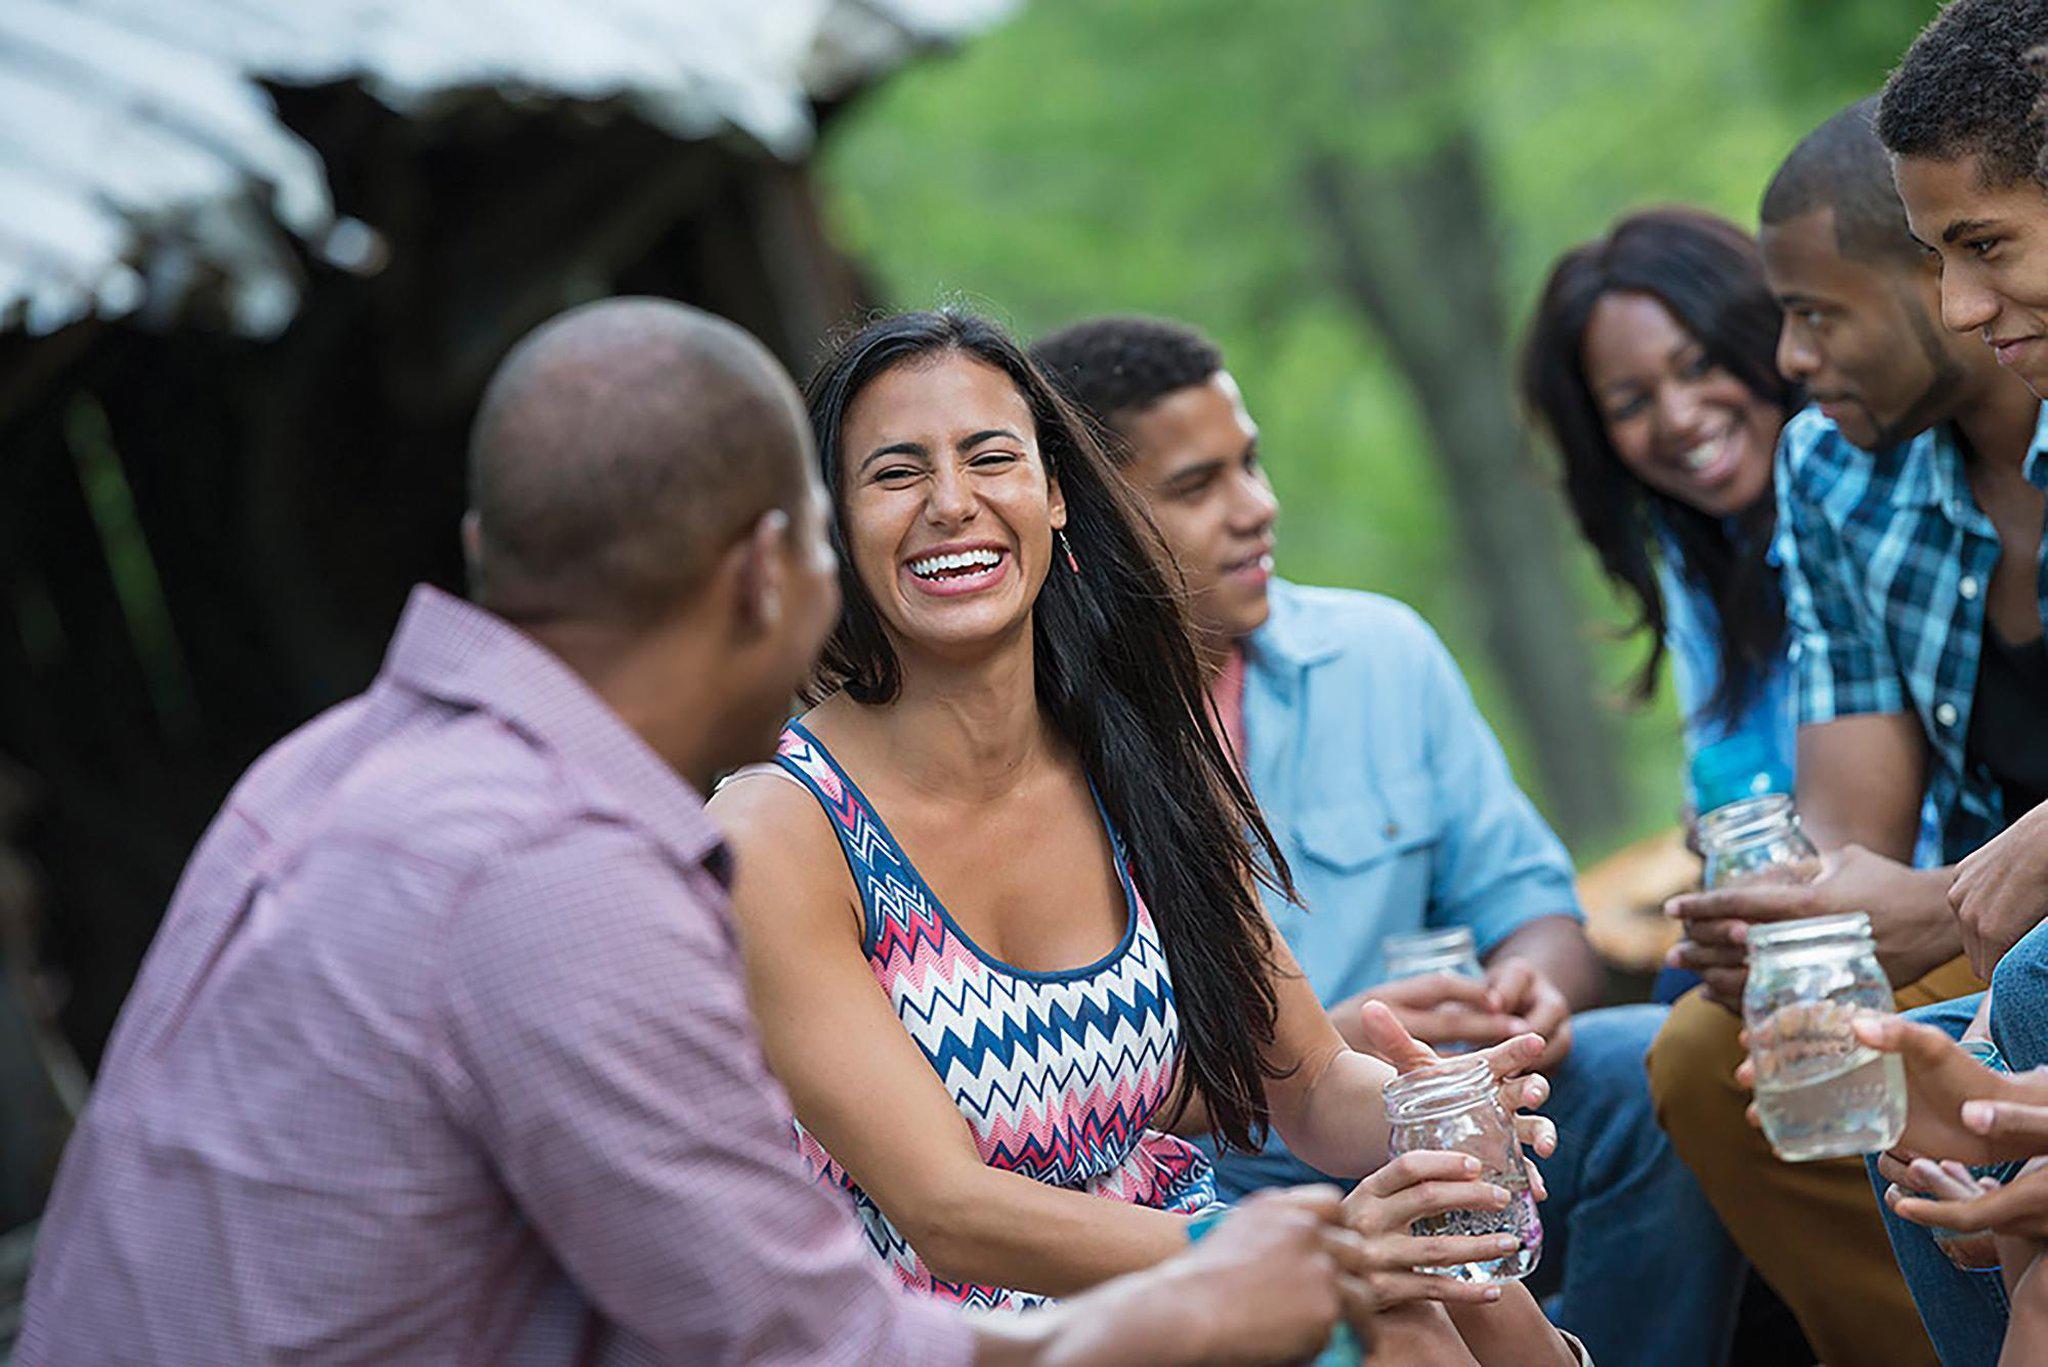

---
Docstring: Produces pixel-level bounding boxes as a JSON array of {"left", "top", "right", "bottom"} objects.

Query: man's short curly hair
[
  {"left": 1878, "top": 0, "right": 2048, "bottom": 187},
  {"left": 1029, "top": 316, "right": 1224, "bottom": 441}
]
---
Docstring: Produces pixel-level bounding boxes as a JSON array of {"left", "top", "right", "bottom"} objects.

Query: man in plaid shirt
[{"left": 1647, "top": 96, "right": 2048, "bottom": 1366}]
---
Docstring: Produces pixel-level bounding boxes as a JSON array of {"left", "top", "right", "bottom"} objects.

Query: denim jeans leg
[
  {"left": 1535, "top": 1003, "right": 1743, "bottom": 1367},
  {"left": 1991, "top": 916, "right": 2048, "bottom": 1070},
  {"left": 1867, "top": 994, "right": 2009, "bottom": 1367}
]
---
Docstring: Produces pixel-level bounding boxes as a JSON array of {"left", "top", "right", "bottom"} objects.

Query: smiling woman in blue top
[
  {"left": 1521, "top": 208, "right": 1801, "bottom": 823},
  {"left": 1032, "top": 315, "right": 1742, "bottom": 1367}
]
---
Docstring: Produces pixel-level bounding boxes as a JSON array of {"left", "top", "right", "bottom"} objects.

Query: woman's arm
[
  {"left": 711, "top": 775, "right": 1192, "bottom": 1296},
  {"left": 1257, "top": 930, "right": 1549, "bottom": 1180},
  {"left": 1252, "top": 927, "right": 1398, "bottom": 1177}
]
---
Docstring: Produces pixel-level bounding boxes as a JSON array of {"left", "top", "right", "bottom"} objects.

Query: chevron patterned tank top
[{"left": 772, "top": 721, "right": 1219, "bottom": 1312}]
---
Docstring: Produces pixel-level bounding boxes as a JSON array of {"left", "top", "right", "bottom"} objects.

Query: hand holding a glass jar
[
  {"left": 1357, "top": 1000, "right": 1559, "bottom": 1187},
  {"left": 1334, "top": 1151, "right": 1532, "bottom": 1306},
  {"left": 1846, "top": 1013, "right": 2046, "bottom": 1166},
  {"left": 1667, "top": 842, "right": 1961, "bottom": 1007},
  {"left": 1737, "top": 1012, "right": 2041, "bottom": 1162}
]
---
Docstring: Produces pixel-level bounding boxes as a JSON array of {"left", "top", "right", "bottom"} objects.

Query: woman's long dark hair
[
  {"left": 804, "top": 310, "right": 1294, "bottom": 1152},
  {"left": 1520, "top": 207, "right": 1796, "bottom": 725}
]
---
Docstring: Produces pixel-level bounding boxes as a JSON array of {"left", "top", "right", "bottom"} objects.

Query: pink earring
[{"left": 1058, "top": 529, "right": 1081, "bottom": 574}]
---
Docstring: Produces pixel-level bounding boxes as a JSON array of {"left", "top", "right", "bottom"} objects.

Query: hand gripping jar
[
  {"left": 1382, "top": 1055, "right": 1542, "bottom": 1282},
  {"left": 1698, "top": 793, "right": 1822, "bottom": 890},
  {"left": 1743, "top": 912, "right": 1906, "bottom": 1162}
]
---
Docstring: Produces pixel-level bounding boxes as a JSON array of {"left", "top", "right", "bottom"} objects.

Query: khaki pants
[{"left": 1644, "top": 956, "right": 1984, "bottom": 1367}]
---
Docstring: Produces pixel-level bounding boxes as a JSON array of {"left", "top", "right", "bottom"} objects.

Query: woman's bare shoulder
[{"left": 708, "top": 763, "right": 857, "bottom": 930}]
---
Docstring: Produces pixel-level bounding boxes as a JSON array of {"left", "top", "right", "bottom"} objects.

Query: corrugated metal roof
[{"left": 1, "top": 0, "right": 1015, "bottom": 337}]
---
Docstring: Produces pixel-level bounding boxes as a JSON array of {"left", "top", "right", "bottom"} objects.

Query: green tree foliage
[{"left": 818, "top": 0, "right": 1924, "bottom": 857}]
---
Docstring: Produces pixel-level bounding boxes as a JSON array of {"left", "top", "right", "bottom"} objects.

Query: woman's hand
[
  {"left": 1338, "top": 1151, "right": 1521, "bottom": 1306},
  {"left": 1358, "top": 1000, "right": 1559, "bottom": 1179}
]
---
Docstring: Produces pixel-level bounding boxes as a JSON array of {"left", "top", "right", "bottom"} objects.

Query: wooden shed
[{"left": 0, "top": 0, "right": 1013, "bottom": 1248}]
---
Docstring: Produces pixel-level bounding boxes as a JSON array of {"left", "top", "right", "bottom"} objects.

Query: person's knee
[
  {"left": 1552, "top": 1003, "right": 1665, "bottom": 1137},
  {"left": 1992, "top": 922, "right": 2048, "bottom": 1069},
  {"left": 1644, "top": 989, "right": 1745, "bottom": 1139}
]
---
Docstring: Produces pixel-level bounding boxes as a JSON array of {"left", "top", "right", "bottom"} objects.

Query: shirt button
[
  {"left": 1937, "top": 702, "right": 1960, "bottom": 728},
  {"left": 1960, "top": 576, "right": 1980, "bottom": 600},
  {"left": 1383, "top": 821, "right": 1400, "bottom": 839}
]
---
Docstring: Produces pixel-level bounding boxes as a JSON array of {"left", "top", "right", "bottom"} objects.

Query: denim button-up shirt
[{"left": 1207, "top": 580, "right": 1582, "bottom": 1192}]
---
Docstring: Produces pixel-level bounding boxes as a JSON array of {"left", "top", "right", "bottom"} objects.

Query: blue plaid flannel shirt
[{"left": 1773, "top": 403, "right": 2048, "bottom": 865}]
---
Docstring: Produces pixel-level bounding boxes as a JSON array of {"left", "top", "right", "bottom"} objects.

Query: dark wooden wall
[{"left": 0, "top": 85, "right": 865, "bottom": 1127}]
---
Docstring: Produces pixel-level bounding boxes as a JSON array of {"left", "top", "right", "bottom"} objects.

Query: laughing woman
[
  {"left": 710, "top": 310, "right": 1576, "bottom": 1361},
  {"left": 1522, "top": 208, "right": 1798, "bottom": 826}
]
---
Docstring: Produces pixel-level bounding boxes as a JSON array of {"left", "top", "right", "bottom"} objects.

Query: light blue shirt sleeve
[{"left": 1410, "top": 621, "right": 1584, "bottom": 956}]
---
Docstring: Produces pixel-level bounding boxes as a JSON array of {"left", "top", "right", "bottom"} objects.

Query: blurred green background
[{"left": 818, "top": 0, "right": 1932, "bottom": 861}]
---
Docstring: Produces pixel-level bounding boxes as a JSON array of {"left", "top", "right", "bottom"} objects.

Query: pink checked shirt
[{"left": 17, "top": 585, "right": 971, "bottom": 1366}]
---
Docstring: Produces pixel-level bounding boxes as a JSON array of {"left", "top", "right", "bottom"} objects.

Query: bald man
[{"left": 16, "top": 300, "right": 1361, "bottom": 1366}]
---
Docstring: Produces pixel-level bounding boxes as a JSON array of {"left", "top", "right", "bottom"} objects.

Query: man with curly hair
[
  {"left": 1881, "top": 0, "right": 2048, "bottom": 398},
  {"left": 1032, "top": 315, "right": 1743, "bottom": 1367},
  {"left": 1874, "top": 4, "right": 2048, "bottom": 1362}
]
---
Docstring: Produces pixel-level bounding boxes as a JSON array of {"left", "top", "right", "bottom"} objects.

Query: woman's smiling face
[
  {"left": 837, "top": 351, "right": 1065, "bottom": 660},
  {"left": 1580, "top": 290, "right": 1780, "bottom": 517}
]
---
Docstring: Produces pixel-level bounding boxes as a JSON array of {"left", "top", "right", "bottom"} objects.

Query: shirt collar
[
  {"left": 2027, "top": 402, "right": 2048, "bottom": 491},
  {"left": 1244, "top": 579, "right": 1343, "bottom": 671},
  {"left": 380, "top": 584, "right": 729, "bottom": 882},
  {"left": 1884, "top": 422, "right": 1960, "bottom": 512}
]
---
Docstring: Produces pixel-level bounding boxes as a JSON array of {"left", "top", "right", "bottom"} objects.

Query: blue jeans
[
  {"left": 1210, "top": 1003, "right": 1742, "bottom": 1367},
  {"left": 1877, "top": 920, "right": 2048, "bottom": 1366}
]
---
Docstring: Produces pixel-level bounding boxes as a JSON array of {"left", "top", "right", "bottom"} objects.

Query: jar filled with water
[
  {"left": 1743, "top": 912, "right": 1905, "bottom": 1162},
  {"left": 1698, "top": 793, "right": 1822, "bottom": 891},
  {"left": 1383, "top": 925, "right": 1484, "bottom": 981},
  {"left": 1383, "top": 1055, "right": 1542, "bottom": 1282}
]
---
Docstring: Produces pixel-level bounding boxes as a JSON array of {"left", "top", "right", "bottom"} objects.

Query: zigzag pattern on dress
[{"left": 775, "top": 723, "right": 1219, "bottom": 1313}]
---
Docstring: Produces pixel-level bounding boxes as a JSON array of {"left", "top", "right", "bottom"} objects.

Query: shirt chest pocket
[{"left": 1292, "top": 778, "right": 1442, "bottom": 874}]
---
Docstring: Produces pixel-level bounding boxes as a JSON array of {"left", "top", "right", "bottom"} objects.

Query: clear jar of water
[
  {"left": 1743, "top": 912, "right": 1906, "bottom": 1162},
  {"left": 1382, "top": 1055, "right": 1542, "bottom": 1282},
  {"left": 1384, "top": 925, "right": 1484, "bottom": 981},
  {"left": 1698, "top": 793, "right": 1822, "bottom": 891}
]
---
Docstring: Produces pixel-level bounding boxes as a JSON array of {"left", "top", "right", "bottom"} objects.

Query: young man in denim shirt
[{"left": 1033, "top": 317, "right": 1741, "bottom": 1367}]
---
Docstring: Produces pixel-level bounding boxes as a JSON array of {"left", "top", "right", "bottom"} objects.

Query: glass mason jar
[
  {"left": 1384, "top": 925, "right": 1484, "bottom": 982},
  {"left": 1383, "top": 1055, "right": 1542, "bottom": 1282},
  {"left": 1743, "top": 912, "right": 1906, "bottom": 1162},
  {"left": 1698, "top": 793, "right": 1823, "bottom": 891}
]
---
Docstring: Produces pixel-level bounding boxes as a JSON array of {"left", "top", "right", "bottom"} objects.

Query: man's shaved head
[
  {"left": 1761, "top": 97, "right": 1922, "bottom": 269},
  {"left": 468, "top": 297, "right": 810, "bottom": 622}
]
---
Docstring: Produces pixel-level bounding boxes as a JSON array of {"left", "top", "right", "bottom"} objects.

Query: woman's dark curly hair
[
  {"left": 803, "top": 309, "right": 1296, "bottom": 1151},
  {"left": 1520, "top": 208, "right": 1796, "bottom": 724}
]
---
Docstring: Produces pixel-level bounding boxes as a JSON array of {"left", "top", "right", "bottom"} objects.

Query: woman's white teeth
[
  {"left": 909, "top": 549, "right": 1002, "bottom": 579},
  {"left": 1680, "top": 434, "right": 1727, "bottom": 472}
]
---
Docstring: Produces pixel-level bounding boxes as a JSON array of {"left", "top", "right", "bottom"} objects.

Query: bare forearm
[
  {"left": 1447, "top": 1284, "right": 1578, "bottom": 1365},
  {"left": 1327, "top": 990, "right": 1374, "bottom": 1053},
  {"left": 1797, "top": 716, "right": 1926, "bottom": 862},
  {"left": 891, "top": 1165, "right": 1193, "bottom": 1296},
  {"left": 1276, "top": 1047, "right": 1397, "bottom": 1178},
  {"left": 970, "top": 1272, "right": 1205, "bottom": 1367}
]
